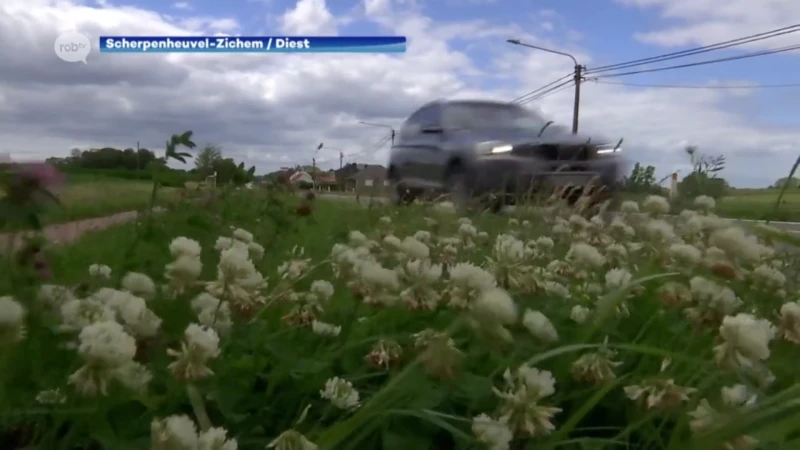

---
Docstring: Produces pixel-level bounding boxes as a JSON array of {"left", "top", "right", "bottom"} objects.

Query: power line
[
  {"left": 517, "top": 79, "right": 574, "bottom": 106},
  {"left": 587, "top": 23, "right": 800, "bottom": 74},
  {"left": 511, "top": 73, "right": 573, "bottom": 104},
  {"left": 591, "top": 79, "right": 800, "bottom": 89},
  {"left": 590, "top": 43, "right": 800, "bottom": 79},
  {"left": 346, "top": 135, "right": 391, "bottom": 161}
]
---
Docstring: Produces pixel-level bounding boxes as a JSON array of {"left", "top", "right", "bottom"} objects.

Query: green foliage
[
  {"left": 772, "top": 177, "right": 800, "bottom": 189},
  {"left": 621, "top": 162, "right": 660, "bottom": 194},
  {"left": 678, "top": 172, "right": 729, "bottom": 200}
]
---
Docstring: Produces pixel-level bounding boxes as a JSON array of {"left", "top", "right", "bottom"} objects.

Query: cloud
[
  {"left": 279, "top": 0, "right": 338, "bottom": 35},
  {"left": 0, "top": 0, "right": 797, "bottom": 187},
  {"left": 615, "top": 0, "right": 800, "bottom": 49}
]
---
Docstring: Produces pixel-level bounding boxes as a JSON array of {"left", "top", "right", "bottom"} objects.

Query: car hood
[{"left": 461, "top": 127, "right": 604, "bottom": 146}]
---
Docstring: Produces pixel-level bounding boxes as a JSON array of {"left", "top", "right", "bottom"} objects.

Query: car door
[{"left": 403, "top": 103, "right": 446, "bottom": 187}]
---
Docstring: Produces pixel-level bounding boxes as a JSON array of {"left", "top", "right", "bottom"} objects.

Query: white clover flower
[
  {"left": 668, "top": 243, "right": 702, "bottom": 266},
  {"left": 620, "top": 200, "right": 640, "bottom": 213},
  {"left": 38, "top": 284, "right": 75, "bottom": 308},
  {"left": 713, "top": 313, "right": 776, "bottom": 370},
  {"left": 471, "top": 414, "right": 513, "bottom": 450},
  {"left": 311, "top": 320, "right": 341, "bottom": 337},
  {"left": 645, "top": 219, "right": 676, "bottom": 242},
  {"left": 190, "top": 293, "right": 233, "bottom": 335},
  {"left": 570, "top": 305, "right": 591, "bottom": 324},
  {"left": 604, "top": 268, "right": 632, "bottom": 290},
  {"left": 449, "top": 262, "right": 496, "bottom": 291},
  {"left": 267, "top": 429, "right": 318, "bottom": 450},
  {"left": 121, "top": 272, "right": 157, "bottom": 299},
  {"left": 708, "top": 227, "right": 762, "bottom": 262},
  {"left": 348, "top": 230, "right": 369, "bottom": 246},
  {"left": 473, "top": 288, "right": 517, "bottom": 325},
  {"left": 167, "top": 324, "right": 221, "bottom": 381},
  {"left": 0, "top": 296, "right": 26, "bottom": 343},
  {"left": 778, "top": 301, "right": 800, "bottom": 344},
  {"left": 399, "top": 236, "right": 430, "bottom": 259},
  {"left": 492, "top": 365, "right": 561, "bottom": 436},
  {"left": 309, "top": 280, "right": 335, "bottom": 300},
  {"left": 642, "top": 195, "right": 670, "bottom": 214},
  {"left": 88, "top": 264, "right": 112, "bottom": 278},
  {"left": 522, "top": 309, "right": 558, "bottom": 343},
  {"left": 567, "top": 243, "right": 606, "bottom": 267},
  {"left": 751, "top": 264, "right": 786, "bottom": 288},
  {"left": 543, "top": 281, "right": 570, "bottom": 299},
  {"left": 198, "top": 427, "right": 238, "bottom": 450},
  {"left": 694, "top": 195, "right": 716, "bottom": 211},
  {"left": 320, "top": 377, "right": 360, "bottom": 410},
  {"left": 232, "top": 228, "right": 254, "bottom": 243},
  {"left": 151, "top": 415, "right": 198, "bottom": 450},
  {"left": 169, "top": 237, "right": 202, "bottom": 259},
  {"left": 248, "top": 242, "right": 265, "bottom": 260}
]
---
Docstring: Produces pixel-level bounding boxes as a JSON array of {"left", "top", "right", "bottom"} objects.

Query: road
[{"left": 312, "top": 192, "right": 800, "bottom": 235}]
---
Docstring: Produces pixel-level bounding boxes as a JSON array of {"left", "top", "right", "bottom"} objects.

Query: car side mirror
[{"left": 421, "top": 126, "right": 443, "bottom": 134}]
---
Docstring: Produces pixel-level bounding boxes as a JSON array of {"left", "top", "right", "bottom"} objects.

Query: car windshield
[{"left": 444, "top": 102, "right": 549, "bottom": 130}]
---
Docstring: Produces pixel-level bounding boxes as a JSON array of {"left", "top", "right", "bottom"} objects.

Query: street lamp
[
  {"left": 358, "top": 121, "right": 396, "bottom": 145},
  {"left": 506, "top": 39, "right": 583, "bottom": 134}
]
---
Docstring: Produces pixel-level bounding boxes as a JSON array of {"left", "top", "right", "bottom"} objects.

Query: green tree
[
  {"left": 772, "top": 177, "right": 800, "bottom": 189},
  {"left": 621, "top": 162, "right": 659, "bottom": 194},
  {"left": 195, "top": 144, "right": 223, "bottom": 176},
  {"left": 679, "top": 172, "right": 728, "bottom": 199}
]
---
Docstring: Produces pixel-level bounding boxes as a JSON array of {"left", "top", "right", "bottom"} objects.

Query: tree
[
  {"left": 680, "top": 145, "right": 728, "bottom": 199},
  {"left": 679, "top": 172, "right": 728, "bottom": 199},
  {"left": 621, "top": 162, "right": 659, "bottom": 194},
  {"left": 772, "top": 177, "right": 800, "bottom": 189},
  {"left": 195, "top": 144, "right": 223, "bottom": 176}
]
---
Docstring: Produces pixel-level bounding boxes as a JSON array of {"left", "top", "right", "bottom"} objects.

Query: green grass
[
  {"left": 1, "top": 189, "right": 800, "bottom": 449},
  {"left": 0, "top": 177, "right": 181, "bottom": 231},
  {"left": 717, "top": 190, "right": 800, "bottom": 221}
]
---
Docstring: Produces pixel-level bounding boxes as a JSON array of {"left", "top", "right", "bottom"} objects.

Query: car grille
[{"left": 513, "top": 144, "right": 591, "bottom": 161}]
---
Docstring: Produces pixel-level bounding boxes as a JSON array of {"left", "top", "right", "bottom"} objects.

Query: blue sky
[
  {"left": 3, "top": 0, "right": 799, "bottom": 187},
  {"left": 152, "top": 0, "right": 800, "bottom": 132}
]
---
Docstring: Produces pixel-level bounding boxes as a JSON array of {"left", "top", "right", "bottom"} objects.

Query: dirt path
[{"left": 0, "top": 210, "right": 141, "bottom": 253}]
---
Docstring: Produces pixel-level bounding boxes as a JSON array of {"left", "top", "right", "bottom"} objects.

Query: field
[
  {"left": 1, "top": 184, "right": 800, "bottom": 450},
  {"left": 323, "top": 186, "right": 800, "bottom": 222},
  {"left": 0, "top": 173, "right": 180, "bottom": 230},
  {"left": 717, "top": 190, "right": 800, "bottom": 222}
]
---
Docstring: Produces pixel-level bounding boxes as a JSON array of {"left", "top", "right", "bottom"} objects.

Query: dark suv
[{"left": 387, "top": 99, "right": 623, "bottom": 209}]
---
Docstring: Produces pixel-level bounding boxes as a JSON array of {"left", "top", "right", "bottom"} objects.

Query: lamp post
[
  {"left": 506, "top": 39, "right": 583, "bottom": 134},
  {"left": 358, "top": 121, "right": 396, "bottom": 145}
]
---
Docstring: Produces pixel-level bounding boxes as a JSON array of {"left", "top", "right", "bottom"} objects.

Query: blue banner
[{"left": 98, "top": 36, "right": 406, "bottom": 53}]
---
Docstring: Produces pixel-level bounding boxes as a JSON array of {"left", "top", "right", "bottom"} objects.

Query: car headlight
[
  {"left": 490, "top": 144, "right": 513, "bottom": 154},
  {"left": 597, "top": 146, "right": 621, "bottom": 155}
]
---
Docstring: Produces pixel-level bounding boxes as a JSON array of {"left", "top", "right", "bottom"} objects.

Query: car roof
[{"left": 419, "top": 98, "right": 522, "bottom": 108}]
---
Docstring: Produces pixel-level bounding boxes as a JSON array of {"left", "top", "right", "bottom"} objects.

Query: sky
[{"left": 1, "top": 0, "right": 799, "bottom": 187}]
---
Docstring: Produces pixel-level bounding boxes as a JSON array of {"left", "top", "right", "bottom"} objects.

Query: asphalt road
[{"left": 311, "top": 192, "right": 800, "bottom": 235}]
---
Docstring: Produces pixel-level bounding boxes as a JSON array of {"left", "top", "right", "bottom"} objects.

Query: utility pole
[
  {"left": 506, "top": 39, "right": 583, "bottom": 134},
  {"left": 339, "top": 151, "right": 343, "bottom": 169},
  {"left": 136, "top": 141, "right": 141, "bottom": 179},
  {"left": 358, "top": 121, "right": 396, "bottom": 144},
  {"left": 571, "top": 64, "right": 583, "bottom": 134}
]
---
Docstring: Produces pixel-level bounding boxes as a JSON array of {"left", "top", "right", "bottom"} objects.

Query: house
[
  {"left": 346, "top": 165, "right": 390, "bottom": 192},
  {"left": 288, "top": 171, "right": 313, "bottom": 185}
]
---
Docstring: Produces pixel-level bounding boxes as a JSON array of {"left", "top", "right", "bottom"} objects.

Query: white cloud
[
  {"left": 172, "top": 1, "right": 192, "bottom": 10},
  {"left": 0, "top": 0, "right": 797, "bottom": 187},
  {"left": 616, "top": 0, "right": 800, "bottom": 49},
  {"left": 279, "top": 0, "right": 337, "bottom": 35}
]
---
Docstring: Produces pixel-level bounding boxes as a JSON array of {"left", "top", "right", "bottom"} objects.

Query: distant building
[
  {"left": 346, "top": 164, "right": 389, "bottom": 191},
  {"left": 288, "top": 171, "right": 313, "bottom": 185}
]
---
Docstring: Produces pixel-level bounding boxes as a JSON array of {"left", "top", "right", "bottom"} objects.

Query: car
[{"left": 387, "top": 99, "right": 624, "bottom": 210}]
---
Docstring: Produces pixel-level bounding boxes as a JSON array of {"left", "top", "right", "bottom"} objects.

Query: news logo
[{"left": 54, "top": 31, "right": 91, "bottom": 63}]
